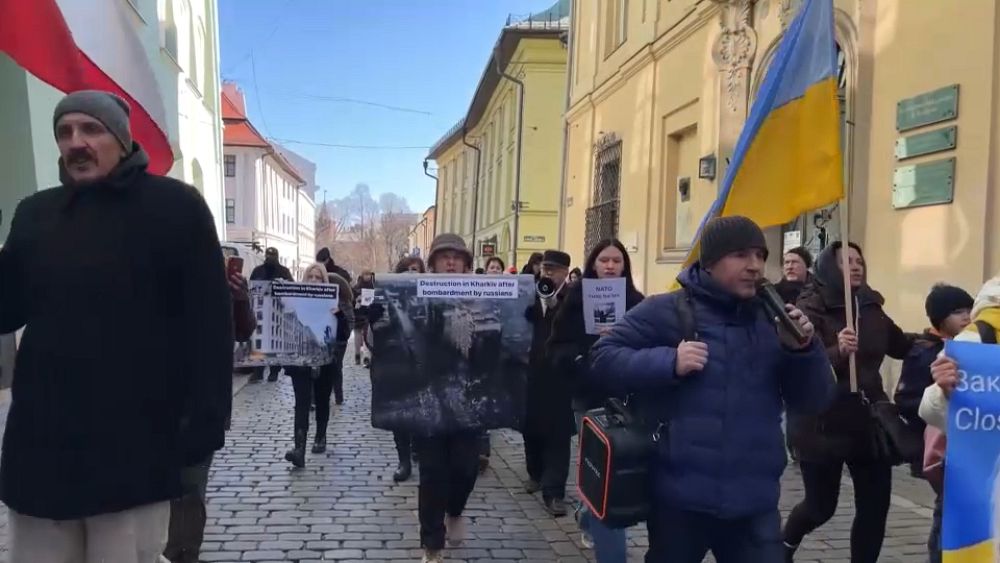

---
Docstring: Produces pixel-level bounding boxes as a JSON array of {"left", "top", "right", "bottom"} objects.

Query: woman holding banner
[
  {"left": 282, "top": 263, "right": 354, "bottom": 468},
  {"left": 387, "top": 256, "right": 425, "bottom": 482},
  {"left": 547, "top": 238, "right": 644, "bottom": 562},
  {"left": 784, "top": 242, "right": 913, "bottom": 563}
]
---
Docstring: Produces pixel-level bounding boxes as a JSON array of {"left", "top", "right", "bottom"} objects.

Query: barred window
[{"left": 585, "top": 137, "right": 622, "bottom": 254}]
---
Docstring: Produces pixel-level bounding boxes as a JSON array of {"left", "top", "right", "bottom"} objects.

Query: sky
[{"left": 219, "top": 0, "right": 559, "bottom": 214}]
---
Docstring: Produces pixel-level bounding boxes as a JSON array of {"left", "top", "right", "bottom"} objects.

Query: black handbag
[{"left": 863, "top": 391, "right": 924, "bottom": 465}]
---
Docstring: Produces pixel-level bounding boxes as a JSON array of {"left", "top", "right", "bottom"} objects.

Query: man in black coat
[
  {"left": 0, "top": 90, "right": 233, "bottom": 561},
  {"left": 249, "top": 247, "right": 293, "bottom": 382},
  {"left": 316, "top": 246, "right": 352, "bottom": 284},
  {"left": 523, "top": 249, "right": 574, "bottom": 517}
]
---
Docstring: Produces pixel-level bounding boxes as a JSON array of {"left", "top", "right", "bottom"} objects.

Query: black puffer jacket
[
  {"left": 0, "top": 147, "right": 233, "bottom": 519},
  {"left": 788, "top": 242, "right": 913, "bottom": 463},
  {"left": 547, "top": 281, "right": 645, "bottom": 412}
]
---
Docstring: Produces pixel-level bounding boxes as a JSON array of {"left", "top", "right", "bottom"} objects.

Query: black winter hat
[
  {"left": 541, "top": 250, "right": 571, "bottom": 269},
  {"left": 925, "top": 284, "right": 974, "bottom": 329},
  {"left": 699, "top": 216, "right": 768, "bottom": 267}
]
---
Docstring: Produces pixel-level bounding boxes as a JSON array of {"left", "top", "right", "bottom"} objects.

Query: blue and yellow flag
[{"left": 672, "top": 0, "right": 843, "bottom": 286}]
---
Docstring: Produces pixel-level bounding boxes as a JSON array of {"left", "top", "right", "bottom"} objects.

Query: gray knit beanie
[
  {"left": 53, "top": 90, "right": 132, "bottom": 150},
  {"left": 699, "top": 216, "right": 769, "bottom": 267}
]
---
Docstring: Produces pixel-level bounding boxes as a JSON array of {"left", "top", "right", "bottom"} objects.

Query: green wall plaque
[
  {"left": 892, "top": 158, "right": 955, "bottom": 210},
  {"left": 895, "top": 126, "right": 957, "bottom": 160},
  {"left": 897, "top": 85, "right": 959, "bottom": 132}
]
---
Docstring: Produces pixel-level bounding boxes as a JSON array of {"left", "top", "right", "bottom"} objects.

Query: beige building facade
[{"left": 560, "top": 0, "right": 1000, "bottom": 330}]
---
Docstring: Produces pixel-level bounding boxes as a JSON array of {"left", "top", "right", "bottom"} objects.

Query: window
[
  {"left": 256, "top": 311, "right": 262, "bottom": 321},
  {"left": 585, "top": 137, "right": 622, "bottom": 253},
  {"left": 604, "top": 0, "right": 628, "bottom": 57},
  {"left": 255, "top": 339, "right": 262, "bottom": 349},
  {"left": 224, "top": 155, "right": 236, "bottom": 177},
  {"left": 160, "top": 0, "right": 179, "bottom": 59},
  {"left": 225, "top": 199, "right": 236, "bottom": 224}
]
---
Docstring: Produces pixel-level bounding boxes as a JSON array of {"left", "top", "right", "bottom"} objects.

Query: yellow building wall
[
  {"left": 466, "top": 36, "right": 567, "bottom": 269},
  {"left": 858, "top": 0, "right": 1000, "bottom": 330},
  {"left": 561, "top": 0, "right": 1000, "bottom": 331}
]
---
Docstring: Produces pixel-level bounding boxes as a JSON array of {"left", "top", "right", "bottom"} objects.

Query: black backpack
[{"left": 576, "top": 289, "right": 696, "bottom": 529}]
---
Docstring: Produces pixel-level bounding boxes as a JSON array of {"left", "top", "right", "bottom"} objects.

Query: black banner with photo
[{"left": 370, "top": 273, "right": 534, "bottom": 436}]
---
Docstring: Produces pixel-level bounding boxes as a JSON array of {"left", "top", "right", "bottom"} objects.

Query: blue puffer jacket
[{"left": 590, "top": 265, "right": 835, "bottom": 519}]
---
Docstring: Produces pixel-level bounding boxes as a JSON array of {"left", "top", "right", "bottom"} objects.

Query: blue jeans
[
  {"left": 575, "top": 409, "right": 628, "bottom": 563},
  {"left": 579, "top": 505, "right": 628, "bottom": 563}
]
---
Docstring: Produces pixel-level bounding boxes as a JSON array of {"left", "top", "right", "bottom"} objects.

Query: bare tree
[{"left": 316, "top": 184, "right": 417, "bottom": 274}]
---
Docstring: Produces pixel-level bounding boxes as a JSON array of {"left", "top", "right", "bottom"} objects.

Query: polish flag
[{"left": 0, "top": 0, "right": 174, "bottom": 175}]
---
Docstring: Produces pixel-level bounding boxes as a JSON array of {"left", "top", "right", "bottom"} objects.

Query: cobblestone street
[{"left": 0, "top": 363, "right": 939, "bottom": 562}]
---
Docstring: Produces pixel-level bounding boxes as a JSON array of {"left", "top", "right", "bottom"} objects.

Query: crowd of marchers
[{"left": 0, "top": 90, "right": 996, "bottom": 563}]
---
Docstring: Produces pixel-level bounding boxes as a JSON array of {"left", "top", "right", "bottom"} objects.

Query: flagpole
[{"left": 839, "top": 198, "right": 858, "bottom": 392}]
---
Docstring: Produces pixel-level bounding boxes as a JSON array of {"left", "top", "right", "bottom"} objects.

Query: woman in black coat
[
  {"left": 783, "top": 242, "right": 913, "bottom": 563},
  {"left": 283, "top": 263, "right": 354, "bottom": 468},
  {"left": 547, "top": 239, "right": 644, "bottom": 560}
]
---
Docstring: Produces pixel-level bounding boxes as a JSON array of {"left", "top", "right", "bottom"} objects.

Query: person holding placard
[
  {"left": 387, "top": 256, "right": 426, "bottom": 483},
  {"left": 352, "top": 270, "right": 375, "bottom": 366},
  {"left": 281, "top": 263, "right": 353, "bottom": 468},
  {"left": 414, "top": 234, "right": 481, "bottom": 563},
  {"left": 548, "top": 239, "right": 645, "bottom": 562}
]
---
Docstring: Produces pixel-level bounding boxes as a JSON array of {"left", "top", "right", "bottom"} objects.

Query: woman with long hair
[
  {"left": 783, "top": 241, "right": 912, "bottom": 562},
  {"left": 352, "top": 270, "right": 375, "bottom": 366},
  {"left": 283, "top": 263, "right": 354, "bottom": 467},
  {"left": 387, "top": 256, "right": 425, "bottom": 482},
  {"left": 484, "top": 257, "right": 505, "bottom": 275},
  {"left": 521, "top": 252, "right": 544, "bottom": 277},
  {"left": 547, "top": 239, "right": 645, "bottom": 562}
]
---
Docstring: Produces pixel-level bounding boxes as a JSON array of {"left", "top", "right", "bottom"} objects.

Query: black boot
[
  {"left": 284, "top": 430, "right": 306, "bottom": 468},
  {"left": 312, "top": 432, "right": 327, "bottom": 454},
  {"left": 355, "top": 353, "right": 361, "bottom": 365},
  {"left": 393, "top": 459, "right": 412, "bottom": 482}
]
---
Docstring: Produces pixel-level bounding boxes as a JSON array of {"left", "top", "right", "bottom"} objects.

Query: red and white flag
[{"left": 0, "top": 0, "right": 174, "bottom": 174}]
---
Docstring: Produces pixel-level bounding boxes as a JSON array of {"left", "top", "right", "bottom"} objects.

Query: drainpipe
[
  {"left": 462, "top": 126, "right": 482, "bottom": 265},
  {"left": 556, "top": 13, "right": 574, "bottom": 250},
  {"left": 423, "top": 160, "right": 438, "bottom": 238},
  {"left": 495, "top": 47, "right": 525, "bottom": 268}
]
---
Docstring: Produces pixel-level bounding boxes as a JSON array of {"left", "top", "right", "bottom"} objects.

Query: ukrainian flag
[{"left": 673, "top": 0, "right": 843, "bottom": 286}]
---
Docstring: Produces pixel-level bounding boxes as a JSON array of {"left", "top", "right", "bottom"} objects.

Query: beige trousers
[{"left": 10, "top": 501, "right": 170, "bottom": 563}]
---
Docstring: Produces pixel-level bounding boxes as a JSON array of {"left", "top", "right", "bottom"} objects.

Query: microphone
[{"left": 757, "top": 279, "right": 809, "bottom": 344}]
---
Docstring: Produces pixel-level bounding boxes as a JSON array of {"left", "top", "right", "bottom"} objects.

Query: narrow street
[{"left": 0, "top": 362, "right": 939, "bottom": 562}]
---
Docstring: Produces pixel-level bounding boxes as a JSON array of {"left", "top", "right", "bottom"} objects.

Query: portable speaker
[{"left": 577, "top": 399, "right": 655, "bottom": 529}]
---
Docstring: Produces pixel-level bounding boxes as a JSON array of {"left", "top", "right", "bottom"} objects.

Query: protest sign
[
  {"left": 582, "top": 277, "right": 626, "bottom": 335},
  {"left": 235, "top": 281, "right": 339, "bottom": 368},
  {"left": 360, "top": 288, "right": 375, "bottom": 306},
  {"left": 370, "top": 273, "right": 534, "bottom": 436},
  {"left": 943, "top": 340, "right": 1000, "bottom": 562}
]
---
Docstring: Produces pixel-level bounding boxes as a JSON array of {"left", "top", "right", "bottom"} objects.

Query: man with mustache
[{"left": 0, "top": 90, "right": 233, "bottom": 563}]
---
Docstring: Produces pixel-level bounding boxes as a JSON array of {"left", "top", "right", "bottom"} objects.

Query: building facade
[
  {"left": 222, "top": 84, "right": 311, "bottom": 277},
  {"left": 427, "top": 3, "right": 568, "bottom": 270},
  {"left": 408, "top": 205, "right": 436, "bottom": 260},
  {"left": 0, "top": 0, "right": 227, "bottom": 240},
  {"left": 276, "top": 146, "right": 319, "bottom": 271},
  {"left": 560, "top": 0, "right": 1000, "bottom": 331}
]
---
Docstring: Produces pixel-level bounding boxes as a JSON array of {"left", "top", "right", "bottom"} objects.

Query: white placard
[
  {"left": 783, "top": 230, "right": 802, "bottom": 253},
  {"left": 360, "top": 288, "right": 375, "bottom": 306},
  {"left": 416, "top": 276, "right": 519, "bottom": 299},
  {"left": 582, "top": 277, "right": 626, "bottom": 335}
]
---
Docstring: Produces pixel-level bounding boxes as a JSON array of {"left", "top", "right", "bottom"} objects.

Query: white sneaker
[
  {"left": 445, "top": 515, "right": 466, "bottom": 547},
  {"left": 580, "top": 531, "right": 595, "bottom": 549},
  {"left": 421, "top": 549, "right": 444, "bottom": 563}
]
